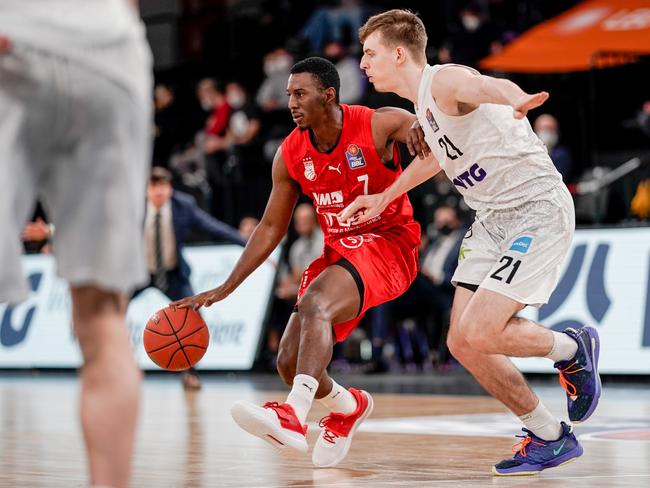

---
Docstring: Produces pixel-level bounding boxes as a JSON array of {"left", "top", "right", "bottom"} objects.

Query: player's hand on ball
[
  {"left": 513, "top": 91, "right": 549, "bottom": 119},
  {"left": 171, "top": 285, "right": 230, "bottom": 310},
  {"left": 338, "top": 193, "right": 390, "bottom": 226},
  {"left": 406, "top": 120, "right": 431, "bottom": 159}
]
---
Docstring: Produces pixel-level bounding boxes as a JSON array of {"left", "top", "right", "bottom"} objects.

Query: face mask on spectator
[
  {"left": 264, "top": 55, "right": 292, "bottom": 77},
  {"left": 537, "top": 130, "right": 558, "bottom": 150},
  {"left": 227, "top": 91, "right": 246, "bottom": 110},
  {"left": 200, "top": 99, "right": 213, "bottom": 111},
  {"left": 462, "top": 14, "right": 481, "bottom": 32},
  {"left": 438, "top": 224, "right": 454, "bottom": 236}
]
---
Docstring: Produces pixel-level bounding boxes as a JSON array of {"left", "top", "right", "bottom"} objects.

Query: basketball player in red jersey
[{"left": 172, "top": 57, "right": 422, "bottom": 467}]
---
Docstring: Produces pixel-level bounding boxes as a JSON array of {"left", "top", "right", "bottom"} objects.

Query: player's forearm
[
  {"left": 383, "top": 154, "right": 441, "bottom": 202},
  {"left": 221, "top": 223, "right": 285, "bottom": 293},
  {"left": 457, "top": 75, "right": 528, "bottom": 108}
]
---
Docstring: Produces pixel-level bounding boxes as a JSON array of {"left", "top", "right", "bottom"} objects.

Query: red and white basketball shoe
[
  {"left": 312, "top": 388, "right": 374, "bottom": 467},
  {"left": 231, "top": 401, "right": 308, "bottom": 453}
]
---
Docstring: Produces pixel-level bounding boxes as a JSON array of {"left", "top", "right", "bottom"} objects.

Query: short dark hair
[
  {"left": 290, "top": 57, "right": 340, "bottom": 103},
  {"left": 150, "top": 166, "right": 172, "bottom": 184}
]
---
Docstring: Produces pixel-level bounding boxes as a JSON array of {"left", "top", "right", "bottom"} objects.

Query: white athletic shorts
[
  {"left": 0, "top": 39, "right": 152, "bottom": 303},
  {"left": 452, "top": 183, "right": 575, "bottom": 307}
]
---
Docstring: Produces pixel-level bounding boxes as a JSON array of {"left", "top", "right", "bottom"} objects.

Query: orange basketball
[{"left": 143, "top": 306, "right": 210, "bottom": 371}]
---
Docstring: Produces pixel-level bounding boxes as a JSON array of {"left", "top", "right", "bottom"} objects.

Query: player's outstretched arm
[
  {"left": 338, "top": 151, "right": 441, "bottom": 225},
  {"left": 172, "top": 148, "right": 300, "bottom": 309},
  {"left": 433, "top": 66, "right": 549, "bottom": 119}
]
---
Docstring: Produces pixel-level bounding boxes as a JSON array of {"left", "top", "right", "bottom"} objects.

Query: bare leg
[
  {"left": 458, "top": 287, "right": 554, "bottom": 357},
  {"left": 71, "top": 286, "right": 141, "bottom": 488},
  {"left": 277, "top": 264, "right": 360, "bottom": 399},
  {"left": 277, "top": 313, "right": 334, "bottom": 399},
  {"left": 447, "top": 287, "right": 539, "bottom": 415}
]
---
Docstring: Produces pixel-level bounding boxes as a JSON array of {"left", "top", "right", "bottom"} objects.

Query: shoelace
[
  {"left": 319, "top": 413, "right": 347, "bottom": 444},
  {"left": 558, "top": 360, "right": 585, "bottom": 396},
  {"left": 512, "top": 434, "right": 546, "bottom": 457},
  {"left": 263, "top": 402, "right": 289, "bottom": 420}
]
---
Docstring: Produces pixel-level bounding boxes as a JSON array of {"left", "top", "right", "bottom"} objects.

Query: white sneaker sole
[
  {"left": 312, "top": 391, "right": 374, "bottom": 468},
  {"left": 231, "top": 401, "right": 308, "bottom": 454}
]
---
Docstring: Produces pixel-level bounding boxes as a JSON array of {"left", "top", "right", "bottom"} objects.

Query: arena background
[{"left": 1, "top": 1, "right": 649, "bottom": 486}]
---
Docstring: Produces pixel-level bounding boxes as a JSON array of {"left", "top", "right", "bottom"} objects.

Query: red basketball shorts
[{"left": 296, "top": 222, "right": 420, "bottom": 341}]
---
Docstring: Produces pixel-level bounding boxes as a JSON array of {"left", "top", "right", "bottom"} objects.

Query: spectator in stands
[
  {"left": 197, "top": 78, "right": 231, "bottom": 155},
  {"left": 223, "top": 81, "right": 266, "bottom": 222},
  {"left": 133, "top": 167, "right": 246, "bottom": 389},
  {"left": 153, "top": 83, "right": 183, "bottom": 168},
  {"left": 438, "top": 2, "right": 501, "bottom": 68},
  {"left": 256, "top": 48, "right": 294, "bottom": 165},
  {"left": 534, "top": 114, "right": 573, "bottom": 182},
  {"left": 225, "top": 81, "right": 262, "bottom": 148},
  {"left": 256, "top": 48, "right": 293, "bottom": 113},
  {"left": 421, "top": 206, "right": 466, "bottom": 302},
  {"left": 299, "top": 0, "right": 367, "bottom": 54},
  {"left": 323, "top": 41, "right": 366, "bottom": 105}
]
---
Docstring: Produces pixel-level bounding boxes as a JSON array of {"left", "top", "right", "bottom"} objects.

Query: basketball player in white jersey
[
  {"left": 0, "top": 1, "right": 151, "bottom": 486},
  {"left": 340, "top": 10, "right": 601, "bottom": 476}
]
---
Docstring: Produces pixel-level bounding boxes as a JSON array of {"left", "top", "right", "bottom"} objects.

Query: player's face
[
  {"left": 360, "top": 31, "right": 399, "bottom": 93},
  {"left": 287, "top": 72, "right": 328, "bottom": 130}
]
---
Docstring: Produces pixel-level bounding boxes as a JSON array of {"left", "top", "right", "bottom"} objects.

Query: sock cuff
[
  {"left": 322, "top": 379, "right": 345, "bottom": 400},
  {"left": 293, "top": 374, "right": 319, "bottom": 390}
]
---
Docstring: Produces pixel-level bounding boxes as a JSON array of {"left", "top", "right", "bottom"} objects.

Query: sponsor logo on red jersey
[
  {"left": 313, "top": 190, "right": 343, "bottom": 206},
  {"left": 345, "top": 144, "right": 366, "bottom": 169}
]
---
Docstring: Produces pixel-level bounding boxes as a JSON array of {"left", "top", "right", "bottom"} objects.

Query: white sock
[
  {"left": 286, "top": 374, "right": 318, "bottom": 424},
  {"left": 518, "top": 401, "right": 563, "bottom": 441},
  {"left": 545, "top": 331, "right": 579, "bottom": 362},
  {"left": 318, "top": 379, "right": 357, "bottom": 414}
]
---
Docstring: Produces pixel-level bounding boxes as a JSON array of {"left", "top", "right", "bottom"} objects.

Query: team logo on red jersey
[
  {"left": 302, "top": 157, "right": 316, "bottom": 181},
  {"left": 345, "top": 144, "right": 366, "bottom": 169},
  {"left": 425, "top": 108, "right": 439, "bottom": 132}
]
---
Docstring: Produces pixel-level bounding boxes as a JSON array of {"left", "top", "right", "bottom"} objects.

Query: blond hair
[{"left": 359, "top": 9, "right": 427, "bottom": 63}]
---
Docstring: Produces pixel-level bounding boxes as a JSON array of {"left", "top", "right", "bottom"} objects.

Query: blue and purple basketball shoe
[
  {"left": 493, "top": 422, "right": 583, "bottom": 476},
  {"left": 554, "top": 326, "right": 602, "bottom": 423}
]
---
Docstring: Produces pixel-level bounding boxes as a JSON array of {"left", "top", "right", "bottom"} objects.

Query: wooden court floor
[{"left": 1, "top": 373, "right": 649, "bottom": 487}]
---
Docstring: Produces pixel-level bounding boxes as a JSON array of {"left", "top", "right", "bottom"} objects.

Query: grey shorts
[
  {"left": 452, "top": 184, "right": 575, "bottom": 306},
  {"left": 0, "top": 41, "right": 152, "bottom": 303}
]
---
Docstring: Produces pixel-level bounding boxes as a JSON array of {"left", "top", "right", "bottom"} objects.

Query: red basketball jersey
[{"left": 281, "top": 104, "right": 418, "bottom": 244}]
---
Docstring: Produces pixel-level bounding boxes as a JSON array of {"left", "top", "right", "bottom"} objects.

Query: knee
[
  {"left": 297, "top": 291, "right": 334, "bottom": 326},
  {"left": 446, "top": 326, "right": 472, "bottom": 362},
  {"left": 276, "top": 346, "right": 296, "bottom": 386},
  {"left": 447, "top": 321, "right": 488, "bottom": 362},
  {"left": 452, "top": 313, "right": 495, "bottom": 354}
]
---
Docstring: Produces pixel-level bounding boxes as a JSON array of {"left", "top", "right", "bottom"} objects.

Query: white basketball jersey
[{"left": 415, "top": 64, "right": 562, "bottom": 212}]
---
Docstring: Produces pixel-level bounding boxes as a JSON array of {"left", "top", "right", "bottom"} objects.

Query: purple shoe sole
[{"left": 573, "top": 326, "right": 602, "bottom": 423}]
